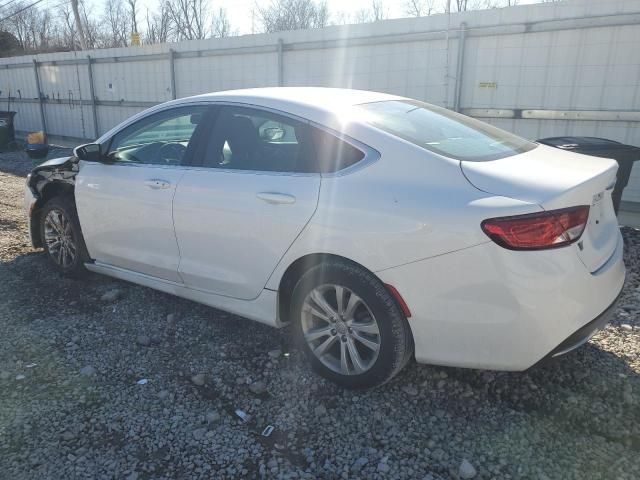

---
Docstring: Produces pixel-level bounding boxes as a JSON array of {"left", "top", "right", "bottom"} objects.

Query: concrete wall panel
[{"left": 0, "top": 0, "right": 639, "bottom": 202}]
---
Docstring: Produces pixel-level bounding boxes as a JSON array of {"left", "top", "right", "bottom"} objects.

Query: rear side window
[
  {"left": 311, "top": 128, "right": 365, "bottom": 173},
  {"left": 201, "top": 106, "right": 314, "bottom": 173},
  {"left": 355, "top": 100, "right": 536, "bottom": 162},
  {"left": 199, "top": 105, "right": 367, "bottom": 174}
]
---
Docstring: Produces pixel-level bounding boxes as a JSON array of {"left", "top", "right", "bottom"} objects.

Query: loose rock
[
  {"left": 268, "top": 349, "right": 281, "bottom": 359},
  {"left": 100, "top": 289, "right": 121, "bottom": 302},
  {"left": 206, "top": 410, "right": 220, "bottom": 424},
  {"left": 249, "top": 380, "right": 267, "bottom": 395},
  {"left": 459, "top": 459, "right": 477, "bottom": 479},
  {"left": 79, "top": 366, "right": 96, "bottom": 377},
  {"left": 314, "top": 405, "right": 327, "bottom": 416},
  {"left": 402, "top": 385, "right": 418, "bottom": 396}
]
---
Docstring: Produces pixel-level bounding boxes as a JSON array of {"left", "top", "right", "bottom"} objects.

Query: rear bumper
[
  {"left": 532, "top": 285, "right": 622, "bottom": 367},
  {"left": 377, "top": 230, "right": 626, "bottom": 371}
]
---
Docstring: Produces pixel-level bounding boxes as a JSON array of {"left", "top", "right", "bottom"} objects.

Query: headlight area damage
[{"left": 27, "top": 156, "right": 78, "bottom": 248}]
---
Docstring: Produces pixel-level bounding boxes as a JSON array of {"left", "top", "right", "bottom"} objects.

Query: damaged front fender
[
  {"left": 28, "top": 156, "right": 78, "bottom": 198},
  {"left": 26, "top": 156, "right": 79, "bottom": 248}
]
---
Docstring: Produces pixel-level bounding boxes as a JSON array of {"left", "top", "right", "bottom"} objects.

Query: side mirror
[{"left": 73, "top": 143, "right": 102, "bottom": 162}]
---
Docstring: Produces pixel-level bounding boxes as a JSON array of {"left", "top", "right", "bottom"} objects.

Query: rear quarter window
[
  {"left": 311, "top": 128, "right": 366, "bottom": 173},
  {"left": 355, "top": 100, "right": 536, "bottom": 162}
]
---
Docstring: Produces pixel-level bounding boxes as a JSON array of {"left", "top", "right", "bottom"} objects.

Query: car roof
[
  {"left": 181, "top": 87, "right": 405, "bottom": 126},
  {"left": 98, "top": 88, "right": 406, "bottom": 145}
]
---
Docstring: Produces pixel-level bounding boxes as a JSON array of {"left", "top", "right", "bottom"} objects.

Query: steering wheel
[{"left": 158, "top": 142, "right": 187, "bottom": 164}]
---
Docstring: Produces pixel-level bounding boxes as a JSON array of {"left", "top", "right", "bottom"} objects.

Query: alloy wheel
[
  {"left": 301, "top": 284, "right": 381, "bottom": 375},
  {"left": 43, "top": 209, "right": 76, "bottom": 268}
]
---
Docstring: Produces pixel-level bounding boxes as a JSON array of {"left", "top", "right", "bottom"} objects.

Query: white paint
[
  {"left": 75, "top": 162, "right": 186, "bottom": 282},
  {"left": 173, "top": 167, "right": 321, "bottom": 299},
  {"left": 42, "top": 86, "right": 626, "bottom": 374}
]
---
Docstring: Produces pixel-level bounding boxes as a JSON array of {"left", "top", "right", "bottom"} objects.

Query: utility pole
[
  {"left": 70, "top": 0, "right": 88, "bottom": 50},
  {"left": 444, "top": 0, "right": 451, "bottom": 108}
]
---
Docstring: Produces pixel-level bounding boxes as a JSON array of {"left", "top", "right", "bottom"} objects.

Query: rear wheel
[
  {"left": 40, "top": 197, "right": 89, "bottom": 277},
  {"left": 291, "top": 260, "right": 413, "bottom": 389}
]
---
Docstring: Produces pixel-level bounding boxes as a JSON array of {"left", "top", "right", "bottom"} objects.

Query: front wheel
[
  {"left": 291, "top": 260, "right": 414, "bottom": 389},
  {"left": 40, "top": 197, "right": 90, "bottom": 277}
]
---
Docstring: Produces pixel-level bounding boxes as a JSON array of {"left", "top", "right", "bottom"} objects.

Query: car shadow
[
  {"left": 2, "top": 246, "right": 639, "bottom": 479},
  {"left": 1, "top": 189, "right": 639, "bottom": 478}
]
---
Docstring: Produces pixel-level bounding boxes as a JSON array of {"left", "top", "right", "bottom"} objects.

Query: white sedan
[{"left": 24, "top": 88, "right": 625, "bottom": 388}]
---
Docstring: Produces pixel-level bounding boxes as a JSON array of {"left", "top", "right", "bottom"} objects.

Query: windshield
[{"left": 355, "top": 100, "right": 536, "bottom": 161}]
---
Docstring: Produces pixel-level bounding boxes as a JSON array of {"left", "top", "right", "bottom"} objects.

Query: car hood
[{"left": 31, "top": 156, "right": 75, "bottom": 174}]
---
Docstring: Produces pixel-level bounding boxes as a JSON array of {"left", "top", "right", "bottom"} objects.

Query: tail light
[{"left": 481, "top": 206, "right": 590, "bottom": 250}]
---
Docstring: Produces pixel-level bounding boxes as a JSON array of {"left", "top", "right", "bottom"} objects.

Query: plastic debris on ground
[{"left": 235, "top": 409, "right": 250, "bottom": 423}]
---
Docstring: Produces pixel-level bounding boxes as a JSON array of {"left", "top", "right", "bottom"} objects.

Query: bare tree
[
  {"left": 351, "top": 9, "right": 371, "bottom": 23},
  {"left": 80, "top": 1, "right": 102, "bottom": 48},
  {"left": 211, "top": 7, "right": 233, "bottom": 38},
  {"left": 405, "top": 0, "right": 437, "bottom": 16},
  {"left": 4, "top": 1, "right": 55, "bottom": 51},
  {"left": 257, "top": 0, "right": 329, "bottom": 33},
  {"left": 454, "top": 0, "right": 468, "bottom": 11},
  {"left": 127, "top": 0, "right": 138, "bottom": 35},
  {"left": 145, "top": 1, "right": 171, "bottom": 44},
  {"left": 452, "top": 0, "right": 496, "bottom": 11},
  {"left": 371, "top": 0, "right": 388, "bottom": 21},
  {"left": 166, "top": 0, "right": 210, "bottom": 40},
  {"left": 70, "top": 0, "right": 88, "bottom": 49},
  {"left": 352, "top": 0, "right": 388, "bottom": 23},
  {"left": 103, "top": 0, "right": 129, "bottom": 47},
  {"left": 59, "top": 4, "right": 78, "bottom": 49}
]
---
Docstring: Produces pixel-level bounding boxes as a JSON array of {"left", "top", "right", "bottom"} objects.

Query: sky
[
  {"left": 189, "top": 0, "right": 543, "bottom": 36},
  {"left": 34, "top": 0, "right": 544, "bottom": 36}
]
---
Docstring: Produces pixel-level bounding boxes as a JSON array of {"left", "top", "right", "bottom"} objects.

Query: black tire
[
  {"left": 39, "top": 196, "right": 90, "bottom": 277},
  {"left": 290, "top": 259, "right": 414, "bottom": 389}
]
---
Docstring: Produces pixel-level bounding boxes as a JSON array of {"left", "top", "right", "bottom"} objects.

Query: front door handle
[
  {"left": 256, "top": 192, "right": 296, "bottom": 205},
  {"left": 144, "top": 179, "right": 171, "bottom": 189}
]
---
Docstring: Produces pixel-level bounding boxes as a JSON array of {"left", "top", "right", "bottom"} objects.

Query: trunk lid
[{"left": 462, "top": 144, "right": 619, "bottom": 273}]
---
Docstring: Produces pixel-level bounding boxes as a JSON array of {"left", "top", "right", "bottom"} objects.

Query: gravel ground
[{"left": 1, "top": 148, "right": 639, "bottom": 480}]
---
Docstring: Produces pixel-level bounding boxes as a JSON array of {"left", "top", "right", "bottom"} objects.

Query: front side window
[
  {"left": 354, "top": 100, "right": 536, "bottom": 162},
  {"left": 201, "top": 106, "right": 314, "bottom": 172},
  {"left": 108, "top": 106, "right": 209, "bottom": 165}
]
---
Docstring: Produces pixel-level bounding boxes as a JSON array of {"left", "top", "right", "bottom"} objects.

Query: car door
[
  {"left": 172, "top": 105, "right": 321, "bottom": 300},
  {"left": 75, "top": 105, "right": 212, "bottom": 282}
]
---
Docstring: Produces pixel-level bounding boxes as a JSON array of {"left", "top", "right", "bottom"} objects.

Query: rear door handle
[
  {"left": 256, "top": 192, "right": 296, "bottom": 205},
  {"left": 144, "top": 179, "right": 171, "bottom": 189}
]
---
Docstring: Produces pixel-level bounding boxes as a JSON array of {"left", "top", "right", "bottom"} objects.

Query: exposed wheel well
[
  {"left": 277, "top": 254, "right": 356, "bottom": 325},
  {"left": 30, "top": 182, "right": 75, "bottom": 248},
  {"left": 277, "top": 253, "right": 410, "bottom": 326}
]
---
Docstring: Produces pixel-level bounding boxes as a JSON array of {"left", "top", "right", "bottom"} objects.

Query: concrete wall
[{"left": 1, "top": 0, "right": 639, "bottom": 204}]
